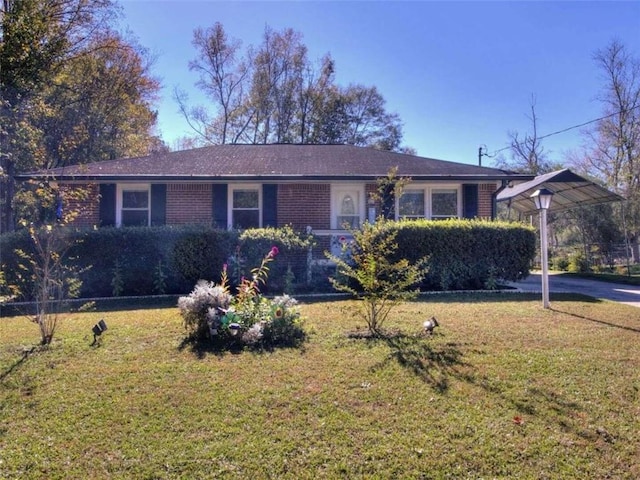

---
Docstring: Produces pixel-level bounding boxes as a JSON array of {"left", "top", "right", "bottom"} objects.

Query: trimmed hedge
[
  {"left": 386, "top": 219, "right": 536, "bottom": 290},
  {"left": 1, "top": 220, "right": 535, "bottom": 301},
  {"left": 1, "top": 225, "right": 312, "bottom": 301}
]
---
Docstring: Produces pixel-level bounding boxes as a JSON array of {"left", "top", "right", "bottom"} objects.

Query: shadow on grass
[
  {"left": 177, "top": 334, "right": 308, "bottom": 359},
  {"left": 551, "top": 307, "right": 640, "bottom": 334},
  {"left": 0, "top": 346, "right": 37, "bottom": 381},
  {"left": 368, "top": 333, "right": 470, "bottom": 393},
  {"left": 372, "top": 331, "right": 594, "bottom": 440}
]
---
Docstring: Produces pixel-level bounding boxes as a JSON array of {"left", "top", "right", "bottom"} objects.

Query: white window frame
[
  {"left": 116, "top": 183, "right": 150, "bottom": 227},
  {"left": 331, "top": 184, "right": 365, "bottom": 230},
  {"left": 431, "top": 186, "right": 461, "bottom": 219},
  {"left": 397, "top": 188, "right": 427, "bottom": 220},
  {"left": 395, "top": 184, "right": 461, "bottom": 220},
  {"left": 228, "top": 184, "right": 262, "bottom": 229}
]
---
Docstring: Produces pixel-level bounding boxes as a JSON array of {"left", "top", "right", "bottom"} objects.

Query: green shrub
[
  {"left": 326, "top": 218, "right": 428, "bottom": 335},
  {"left": 235, "top": 225, "right": 314, "bottom": 293},
  {"left": 170, "top": 228, "right": 237, "bottom": 288},
  {"left": 568, "top": 250, "right": 590, "bottom": 273},
  {"left": 384, "top": 219, "right": 536, "bottom": 290},
  {"left": 552, "top": 255, "right": 570, "bottom": 271}
]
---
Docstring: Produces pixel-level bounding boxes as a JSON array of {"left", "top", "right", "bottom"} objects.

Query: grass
[{"left": 1, "top": 293, "right": 640, "bottom": 479}]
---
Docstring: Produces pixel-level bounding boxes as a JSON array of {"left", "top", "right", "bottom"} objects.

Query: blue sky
[{"left": 119, "top": 1, "right": 640, "bottom": 166}]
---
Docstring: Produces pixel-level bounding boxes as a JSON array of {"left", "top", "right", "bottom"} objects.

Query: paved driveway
[{"left": 508, "top": 272, "right": 640, "bottom": 308}]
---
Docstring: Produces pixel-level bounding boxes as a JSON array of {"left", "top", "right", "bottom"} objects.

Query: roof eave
[{"left": 16, "top": 173, "right": 535, "bottom": 183}]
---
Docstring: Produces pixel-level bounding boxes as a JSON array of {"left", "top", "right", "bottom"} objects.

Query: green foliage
[
  {"left": 552, "top": 254, "right": 570, "bottom": 271},
  {"left": 568, "top": 250, "right": 591, "bottom": 273},
  {"left": 389, "top": 219, "right": 536, "bottom": 290},
  {"left": 0, "top": 0, "right": 161, "bottom": 232},
  {"left": 170, "top": 228, "right": 236, "bottom": 287},
  {"left": 110, "top": 260, "right": 124, "bottom": 297},
  {"left": 326, "top": 219, "right": 428, "bottom": 335},
  {"left": 2, "top": 225, "right": 316, "bottom": 299},
  {"left": 235, "top": 225, "right": 314, "bottom": 293},
  {"left": 153, "top": 260, "right": 167, "bottom": 295},
  {"left": 178, "top": 248, "right": 306, "bottom": 348}
]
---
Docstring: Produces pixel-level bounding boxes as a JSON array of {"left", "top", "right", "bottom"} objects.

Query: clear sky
[{"left": 119, "top": 0, "right": 640, "bottom": 167}]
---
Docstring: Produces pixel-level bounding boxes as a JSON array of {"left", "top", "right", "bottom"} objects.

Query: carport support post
[{"left": 531, "top": 189, "right": 554, "bottom": 309}]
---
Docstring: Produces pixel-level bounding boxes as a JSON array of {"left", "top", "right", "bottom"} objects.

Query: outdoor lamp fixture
[
  {"left": 91, "top": 319, "right": 107, "bottom": 345},
  {"left": 530, "top": 188, "right": 554, "bottom": 309}
]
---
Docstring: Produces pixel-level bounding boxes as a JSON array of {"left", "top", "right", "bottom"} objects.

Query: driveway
[{"left": 507, "top": 272, "right": 640, "bottom": 308}]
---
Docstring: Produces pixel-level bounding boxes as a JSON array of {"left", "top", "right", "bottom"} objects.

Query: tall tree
[
  {"left": 0, "top": 0, "right": 161, "bottom": 231},
  {"left": 178, "top": 22, "right": 250, "bottom": 145},
  {"left": 571, "top": 40, "right": 640, "bottom": 257},
  {"left": 43, "top": 32, "right": 161, "bottom": 168},
  {"left": 497, "top": 96, "right": 551, "bottom": 174},
  {"left": 179, "top": 23, "right": 406, "bottom": 151}
]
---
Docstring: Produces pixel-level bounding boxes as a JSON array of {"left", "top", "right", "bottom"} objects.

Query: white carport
[{"left": 496, "top": 168, "right": 623, "bottom": 216}]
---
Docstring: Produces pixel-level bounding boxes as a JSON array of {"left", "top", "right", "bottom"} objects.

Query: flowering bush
[{"left": 178, "top": 247, "right": 306, "bottom": 349}]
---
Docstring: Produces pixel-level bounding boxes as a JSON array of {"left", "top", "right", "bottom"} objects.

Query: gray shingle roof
[{"left": 20, "top": 144, "right": 532, "bottom": 182}]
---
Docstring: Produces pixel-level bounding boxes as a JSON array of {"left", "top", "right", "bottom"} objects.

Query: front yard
[{"left": 1, "top": 293, "right": 639, "bottom": 479}]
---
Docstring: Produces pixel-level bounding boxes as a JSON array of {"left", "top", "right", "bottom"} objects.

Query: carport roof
[{"left": 496, "top": 168, "right": 624, "bottom": 215}]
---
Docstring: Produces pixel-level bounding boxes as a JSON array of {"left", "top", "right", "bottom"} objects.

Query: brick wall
[
  {"left": 167, "top": 184, "right": 213, "bottom": 225},
  {"left": 278, "top": 184, "right": 331, "bottom": 230},
  {"left": 478, "top": 183, "right": 497, "bottom": 218},
  {"left": 63, "top": 183, "right": 100, "bottom": 228}
]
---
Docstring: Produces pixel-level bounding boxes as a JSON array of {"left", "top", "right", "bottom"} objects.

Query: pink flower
[
  {"left": 268, "top": 246, "right": 279, "bottom": 258},
  {"left": 339, "top": 236, "right": 346, "bottom": 243},
  {"left": 222, "top": 263, "right": 228, "bottom": 272}
]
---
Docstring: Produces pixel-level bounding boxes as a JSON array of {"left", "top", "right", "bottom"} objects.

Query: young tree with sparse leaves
[{"left": 326, "top": 218, "right": 428, "bottom": 337}]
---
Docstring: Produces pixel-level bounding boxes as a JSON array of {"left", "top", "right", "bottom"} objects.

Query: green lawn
[{"left": 1, "top": 293, "right": 639, "bottom": 479}]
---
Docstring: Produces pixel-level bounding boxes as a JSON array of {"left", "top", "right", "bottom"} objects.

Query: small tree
[
  {"left": 11, "top": 183, "right": 88, "bottom": 345},
  {"left": 15, "top": 223, "right": 81, "bottom": 345},
  {"left": 326, "top": 219, "right": 428, "bottom": 336},
  {"left": 368, "top": 165, "right": 411, "bottom": 219}
]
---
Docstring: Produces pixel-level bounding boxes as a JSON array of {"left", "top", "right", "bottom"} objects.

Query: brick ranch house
[{"left": 20, "top": 144, "right": 532, "bottom": 242}]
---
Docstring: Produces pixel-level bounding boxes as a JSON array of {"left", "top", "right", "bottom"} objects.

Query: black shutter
[
  {"left": 99, "top": 184, "right": 116, "bottom": 226},
  {"left": 212, "top": 184, "right": 228, "bottom": 229},
  {"left": 150, "top": 184, "right": 167, "bottom": 226},
  {"left": 462, "top": 184, "right": 478, "bottom": 219},
  {"left": 263, "top": 184, "right": 278, "bottom": 227}
]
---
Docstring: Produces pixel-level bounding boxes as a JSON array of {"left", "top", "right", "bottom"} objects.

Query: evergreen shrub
[{"left": 386, "top": 219, "right": 536, "bottom": 290}]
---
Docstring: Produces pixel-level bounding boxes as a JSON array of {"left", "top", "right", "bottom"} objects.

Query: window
[
  {"left": 230, "top": 186, "right": 260, "bottom": 229},
  {"left": 394, "top": 185, "right": 460, "bottom": 220},
  {"left": 398, "top": 189, "right": 426, "bottom": 219},
  {"left": 431, "top": 188, "right": 458, "bottom": 219},
  {"left": 117, "top": 184, "right": 150, "bottom": 226},
  {"left": 332, "top": 186, "right": 363, "bottom": 229}
]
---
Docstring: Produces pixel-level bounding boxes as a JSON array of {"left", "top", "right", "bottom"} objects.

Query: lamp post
[{"left": 531, "top": 188, "right": 554, "bottom": 309}]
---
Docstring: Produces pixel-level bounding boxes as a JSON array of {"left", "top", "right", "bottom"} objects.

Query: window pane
[
  {"left": 337, "top": 215, "right": 359, "bottom": 229},
  {"left": 340, "top": 195, "right": 356, "bottom": 215},
  {"left": 399, "top": 190, "right": 425, "bottom": 217},
  {"left": 122, "top": 210, "right": 149, "bottom": 226},
  {"left": 233, "top": 190, "right": 259, "bottom": 209},
  {"left": 432, "top": 189, "right": 458, "bottom": 217},
  {"left": 233, "top": 210, "right": 260, "bottom": 229},
  {"left": 122, "top": 190, "right": 149, "bottom": 209}
]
